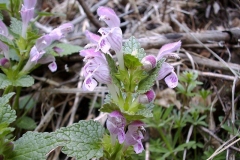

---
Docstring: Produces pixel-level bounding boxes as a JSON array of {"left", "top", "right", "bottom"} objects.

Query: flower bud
[
  {"left": 141, "top": 55, "right": 157, "bottom": 71},
  {"left": 138, "top": 89, "right": 156, "bottom": 104},
  {"left": 0, "top": 58, "right": 10, "bottom": 68}
]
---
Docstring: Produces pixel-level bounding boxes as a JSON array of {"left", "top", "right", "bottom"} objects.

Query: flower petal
[
  {"left": 97, "top": 6, "right": 120, "bottom": 27},
  {"left": 164, "top": 72, "right": 178, "bottom": 88},
  {"left": 133, "top": 142, "right": 144, "bottom": 154},
  {"left": 0, "top": 21, "right": 8, "bottom": 36},
  {"left": 157, "top": 62, "right": 174, "bottom": 80},
  {"left": 23, "top": 0, "right": 37, "bottom": 9},
  {"left": 83, "top": 75, "right": 98, "bottom": 91},
  {"left": 85, "top": 30, "right": 100, "bottom": 44},
  {"left": 157, "top": 41, "right": 181, "bottom": 60},
  {"left": 48, "top": 61, "right": 57, "bottom": 72}
]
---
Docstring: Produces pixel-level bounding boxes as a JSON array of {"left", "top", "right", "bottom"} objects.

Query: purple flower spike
[
  {"left": 97, "top": 6, "right": 120, "bottom": 27},
  {"left": 0, "top": 21, "right": 8, "bottom": 37},
  {"left": 141, "top": 55, "right": 157, "bottom": 72},
  {"left": 138, "top": 89, "right": 156, "bottom": 104},
  {"left": 157, "top": 41, "right": 181, "bottom": 60},
  {"left": 106, "top": 111, "right": 126, "bottom": 144},
  {"left": 124, "top": 121, "right": 145, "bottom": 154}
]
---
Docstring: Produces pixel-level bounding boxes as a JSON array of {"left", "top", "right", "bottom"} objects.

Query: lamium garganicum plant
[{"left": 0, "top": 3, "right": 181, "bottom": 160}]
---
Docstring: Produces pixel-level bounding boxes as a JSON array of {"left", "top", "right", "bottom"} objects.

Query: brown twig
[{"left": 77, "top": 0, "right": 102, "bottom": 29}]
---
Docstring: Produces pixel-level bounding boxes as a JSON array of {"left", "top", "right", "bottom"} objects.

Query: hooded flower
[
  {"left": 20, "top": 0, "right": 37, "bottom": 37},
  {"left": 157, "top": 41, "right": 181, "bottom": 88},
  {"left": 106, "top": 111, "right": 126, "bottom": 144},
  {"left": 80, "top": 48, "right": 111, "bottom": 91},
  {"left": 141, "top": 55, "right": 157, "bottom": 72},
  {"left": 138, "top": 89, "right": 156, "bottom": 104},
  {"left": 22, "top": 23, "right": 74, "bottom": 72},
  {"left": 96, "top": 6, "right": 124, "bottom": 69},
  {"left": 124, "top": 121, "right": 145, "bottom": 154}
]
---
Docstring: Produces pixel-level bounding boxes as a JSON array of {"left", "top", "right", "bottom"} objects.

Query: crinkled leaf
[
  {"left": 0, "top": 92, "right": 16, "bottom": 124},
  {"left": 47, "top": 43, "right": 83, "bottom": 57},
  {"left": 123, "top": 36, "right": 146, "bottom": 61},
  {"left": 56, "top": 120, "right": 104, "bottom": 160},
  {"left": 11, "top": 75, "right": 34, "bottom": 87},
  {"left": 0, "top": 122, "right": 14, "bottom": 137},
  {"left": 124, "top": 54, "right": 142, "bottom": 70},
  {"left": 16, "top": 116, "right": 36, "bottom": 130},
  {"left": 137, "top": 59, "right": 164, "bottom": 94},
  {"left": 123, "top": 103, "right": 154, "bottom": 121},
  {"left": 100, "top": 102, "right": 120, "bottom": 113},
  {"left": 105, "top": 54, "right": 121, "bottom": 88},
  {"left": 0, "top": 73, "right": 11, "bottom": 89},
  {"left": 10, "top": 17, "right": 22, "bottom": 35},
  {"left": 5, "top": 132, "right": 61, "bottom": 160},
  {"left": 0, "top": 34, "right": 14, "bottom": 46}
]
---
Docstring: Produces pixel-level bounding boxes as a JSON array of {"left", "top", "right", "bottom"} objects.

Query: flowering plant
[{"left": 0, "top": 2, "right": 181, "bottom": 160}]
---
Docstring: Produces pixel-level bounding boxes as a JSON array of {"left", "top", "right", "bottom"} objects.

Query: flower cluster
[
  {"left": 23, "top": 23, "right": 74, "bottom": 72},
  {"left": 106, "top": 111, "right": 145, "bottom": 154},
  {"left": 80, "top": 6, "right": 181, "bottom": 157},
  {"left": 80, "top": 6, "right": 124, "bottom": 91}
]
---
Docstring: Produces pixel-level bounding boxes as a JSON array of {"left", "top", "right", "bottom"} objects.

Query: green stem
[
  {"left": 3, "top": 86, "right": 13, "bottom": 95},
  {"left": 157, "top": 128, "right": 177, "bottom": 160},
  {"left": 13, "top": 87, "right": 21, "bottom": 111}
]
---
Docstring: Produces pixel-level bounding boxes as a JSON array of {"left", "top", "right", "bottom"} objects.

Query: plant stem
[
  {"left": 13, "top": 87, "right": 21, "bottom": 111},
  {"left": 157, "top": 128, "right": 177, "bottom": 160}
]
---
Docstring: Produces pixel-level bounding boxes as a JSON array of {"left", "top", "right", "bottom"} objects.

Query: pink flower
[
  {"left": 0, "top": 58, "right": 9, "bottom": 68},
  {"left": 106, "top": 111, "right": 126, "bottom": 144},
  {"left": 124, "top": 121, "right": 145, "bottom": 154},
  {"left": 141, "top": 55, "right": 157, "bottom": 72},
  {"left": 138, "top": 89, "right": 156, "bottom": 104},
  {"left": 156, "top": 41, "right": 181, "bottom": 60},
  {"left": 97, "top": 6, "right": 120, "bottom": 28},
  {"left": 157, "top": 41, "right": 181, "bottom": 88},
  {"left": 0, "top": 20, "right": 8, "bottom": 37},
  {"left": 20, "top": 0, "right": 37, "bottom": 37},
  {"left": 157, "top": 62, "right": 178, "bottom": 88},
  {"left": 50, "top": 23, "right": 74, "bottom": 41},
  {"left": 0, "top": 41, "right": 9, "bottom": 59},
  {"left": 96, "top": 6, "right": 124, "bottom": 69},
  {"left": 80, "top": 49, "right": 111, "bottom": 91}
]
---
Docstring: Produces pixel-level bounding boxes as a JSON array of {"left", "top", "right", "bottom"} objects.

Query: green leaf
[
  {"left": 6, "top": 132, "right": 61, "bottom": 160},
  {"left": 100, "top": 102, "right": 120, "bottom": 113},
  {"left": 105, "top": 54, "right": 121, "bottom": 88},
  {"left": 0, "top": 3, "right": 7, "bottom": 10},
  {"left": 10, "top": 17, "right": 22, "bottom": 35},
  {"left": 16, "top": 116, "right": 36, "bottom": 130},
  {"left": 0, "top": 12, "right": 3, "bottom": 20},
  {"left": 56, "top": 120, "right": 104, "bottom": 160},
  {"left": 0, "top": 73, "right": 11, "bottom": 89},
  {"left": 0, "top": 92, "right": 16, "bottom": 124},
  {"left": 124, "top": 54, "right": 142, "bottom": 70},
  {"left": 47, "top": 43, "right": 83, "bottom": 57},
  {"left": 123, "top": 104, "right": 154, "bottom": 121},
  {"left": 11, "top": 75, "right": 34, "bottom": 87},
  {"left": 137, "top": 59, "right": 164, "bottom": 94},
  {"left": 123, "top": 36, "right": 146, "bottom": 61},
  {"left": 0, "top": 34, "right": 14, "bottom": 46}
]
